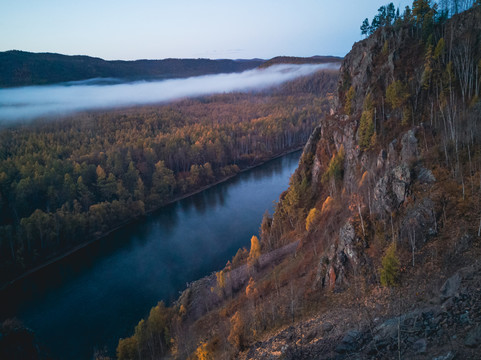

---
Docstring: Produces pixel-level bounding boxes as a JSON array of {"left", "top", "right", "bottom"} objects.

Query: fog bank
[{"left": 0, "top": 63, "right": 339, "bottom": 121}]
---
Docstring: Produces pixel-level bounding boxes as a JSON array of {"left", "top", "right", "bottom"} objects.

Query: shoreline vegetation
[
  {"left": 0, "top": 69, "right": 338, "bottom": 287},
  {"left": 0, "top": 146, "right": 302, "bottom": 292}
]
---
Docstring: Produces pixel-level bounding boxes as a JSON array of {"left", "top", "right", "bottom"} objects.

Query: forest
[
  {"left": 113, "top": 1, "right": 481, "bottom": 359},
  {"left": 0, "top": 51, "right": 264, "bottom": 87},
  {"left": 0, "top": 68, "right": 338, "bottom": 286}
]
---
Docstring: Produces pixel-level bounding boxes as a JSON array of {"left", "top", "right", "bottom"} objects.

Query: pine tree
[{"left": 361, "top": 18, "right": 370, "bottom": 36}]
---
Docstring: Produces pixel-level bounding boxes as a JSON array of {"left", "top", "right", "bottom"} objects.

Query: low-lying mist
[{"left": 0, "top": 63, "right": 339, "bottom": 122}]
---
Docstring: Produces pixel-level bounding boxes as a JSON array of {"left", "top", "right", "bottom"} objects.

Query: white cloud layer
[{"left": 0, "top": 63, "right": 339, "bottom": 122}]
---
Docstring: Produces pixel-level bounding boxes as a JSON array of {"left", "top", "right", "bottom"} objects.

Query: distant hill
[
  {"left": 0, "top": 51, "right": 265, "bottom": 87},
  {"left": 259, "top": 55, "right": 342, "bottom": 68}
]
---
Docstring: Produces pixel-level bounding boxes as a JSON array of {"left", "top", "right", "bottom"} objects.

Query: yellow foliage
[
  {"left": 195, "top": 342, "right": 212, "bottom": 360},
  {"left": 228, "top": 311, "right": 246, "bottom": 350},
  {"left": 359, "top": 171, "right": 369, "bottom": 187},
  {"left": 321, "top": 196, "right": 334, "bottom": 214},
  {"left": 305, "top": 207, "right": 320, "bottom": 231},
  {"left": 216, "top": 270, "right": 226, "bottom": 289},
  {"left": 247, "top": 235, "right": 261, "bottom": 268},
  {"left": 96, "top": 165, "right": 106, "bottom": 180},
  {"left": 117, "top": 336, "right": 138, "bottom": 360},
  {"left": 179, "top": 304, "right": 187, "bottom": 317},
  {"left": 246, "top": 277, "right": 258, "bottom": 298}
]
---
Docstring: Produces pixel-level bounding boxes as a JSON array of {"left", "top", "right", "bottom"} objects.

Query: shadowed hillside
[{"left": 0, "top": 51, "right": 265, "bottom": 87}]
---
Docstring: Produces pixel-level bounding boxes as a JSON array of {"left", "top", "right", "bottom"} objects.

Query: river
[{"left": 1, "top": 150, "right": 301, "bottom": 359}]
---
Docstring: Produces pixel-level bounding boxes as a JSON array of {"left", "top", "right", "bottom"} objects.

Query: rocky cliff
[{"left": 237, "top": 4, "right": 481, "bottom": 359}]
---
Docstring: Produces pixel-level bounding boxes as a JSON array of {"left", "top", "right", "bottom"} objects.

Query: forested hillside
[
  {"left": 114, "top": 1, "right": 481, "bottom": 359},
  {"left": 0, "top": 69, "right": 338, "bottom": 287},
  {"left": 0, "top": 51, "right": 264, "bottom": 87}
]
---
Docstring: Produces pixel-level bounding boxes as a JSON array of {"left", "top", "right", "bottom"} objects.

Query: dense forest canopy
[
  {"left": 0, "top": 51, "right": 264, "bottom": 88},
  {"left": 0, "top": 69, "right": 338, "bottom": 286}
]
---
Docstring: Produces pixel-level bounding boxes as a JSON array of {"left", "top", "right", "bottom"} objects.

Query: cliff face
[
  {"left": 293, "top": 5, "right": 481, "bottom": 293},
  {"left": 239, "top": 5, "right": 481, "bottom": 359}
]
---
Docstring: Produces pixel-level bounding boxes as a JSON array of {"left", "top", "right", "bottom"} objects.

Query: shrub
[
  {"left": 305, "top": 208, "right": 320, "bottom": 231},
  {"left": 344, "top": 86, "right": 355, "bottom": 115},
  {"left": 321, "top": 145, "right": 345, "bottom": 183},
  {"left": 380, "top": 242, "right": 400, "bottom": 287}
]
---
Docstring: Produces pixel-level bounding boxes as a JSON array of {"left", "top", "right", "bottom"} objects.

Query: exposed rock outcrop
[{"left": 242, "top": 263, "right": 481, "bottom": 360}]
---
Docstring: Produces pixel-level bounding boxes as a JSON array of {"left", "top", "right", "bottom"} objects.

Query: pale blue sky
[{"left": 1, "top": 0, "right": 412, "bottom": 60}]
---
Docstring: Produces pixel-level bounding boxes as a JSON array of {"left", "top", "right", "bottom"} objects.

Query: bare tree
[{"left": 408, "top": 219, "right": 417, "bottom": 267}]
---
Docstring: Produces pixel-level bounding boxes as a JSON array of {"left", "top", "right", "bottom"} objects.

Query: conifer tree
[{"left": 380, "top": 242, "right": 400, "bottom": 287}]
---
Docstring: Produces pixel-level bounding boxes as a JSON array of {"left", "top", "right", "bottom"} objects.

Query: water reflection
[{"left": 0, "top": 150, "right": 301, "bottom": 359}]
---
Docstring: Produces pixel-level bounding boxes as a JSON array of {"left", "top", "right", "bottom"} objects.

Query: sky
[{"left": 1, "top": 0, "right": 412, "bottom": 60}]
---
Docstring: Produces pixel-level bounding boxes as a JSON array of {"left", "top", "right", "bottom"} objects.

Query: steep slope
[
  {"left": 237, "top": 4, "right": 481, "bottom": 359},
  {"left": 114, "top": 3, "right": 481, "bottom": 359}
]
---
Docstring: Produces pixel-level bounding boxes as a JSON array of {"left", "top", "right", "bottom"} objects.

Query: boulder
[
  {"left": 377, "top": 149, "right": 387, "bottom": 169},
  {"left": 401, "top": 129, "right": 418, "bottom": 163},
  {"left": 321, "top": 322, "right": 334, "bottom": 333},
  {"left": 417, "top": 166, "right": 436, "bottom": 184},
  {"left": 387, "top": 139, "right": 398, "bottom": 166},
  {"left": 336, "top": 329, "right": 362, "bottom": 353},
  {"left": 374, "top": 164, "right": 411, "bottom": 213},
  {"left": 464, "top": 324, "right": 481, "bottom": 348},
  {"left": 440, "top": 273, "right": 461, "bottom": 300},
  {"left": 339, "top": 221, "right": 358, "bottom": 265},
  {"left": 432, "top": 352, "right": 455, "bottom": 360},
  {"left": 413, "top": 338, "right": 427, "bottom": 354}
]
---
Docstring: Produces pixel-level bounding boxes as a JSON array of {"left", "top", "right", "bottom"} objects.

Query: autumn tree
[
  {"left": 245, "top": 277, "right": 258, "bottom": 299},
  {"left": 247, "top": 235, "right": 261, "bottom": 269},
  {"left": 194, "top": 341, "right": 213, "bottom": 360},
  {"left": 146, "top": 301, "right": 172, "bottom": 356},
  {"left": 228, "top": 311, "right": 247, "bottom": 350},
  {"left": 260, "top": 210, "right": 272, "bottom": 250},
  {"left": 305, "top": 207, "right": 320, "bottom": 232},
  {"left": 117, "top": 336, "right": 139, "bottom": 360},
  {"left": 386, "top": 80, "right": 410, "bottom": 124}
]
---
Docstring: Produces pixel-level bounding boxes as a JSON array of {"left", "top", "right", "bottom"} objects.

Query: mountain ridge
[
  {"left": 0, "top": 51, "right": 340, "bottom": 88},
  {"left": 0, "top": 50, "right": 265, "bottom": 88}
]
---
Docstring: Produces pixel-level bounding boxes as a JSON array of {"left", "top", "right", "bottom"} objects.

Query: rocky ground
[{"left": 242, "top": 261, "right": 481, "bottom": 359}]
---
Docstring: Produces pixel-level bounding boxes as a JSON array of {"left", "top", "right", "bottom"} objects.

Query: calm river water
[{"left": 1, "top": 150, "right": 301, "bottom": 359}]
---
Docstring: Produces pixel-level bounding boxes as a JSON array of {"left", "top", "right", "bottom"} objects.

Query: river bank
[
  {"left": 0, "top": 146, "right": 303, "bottom": 293},
  {"left": 1, "top": 148, "right": 302, "bottom": 359}
]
